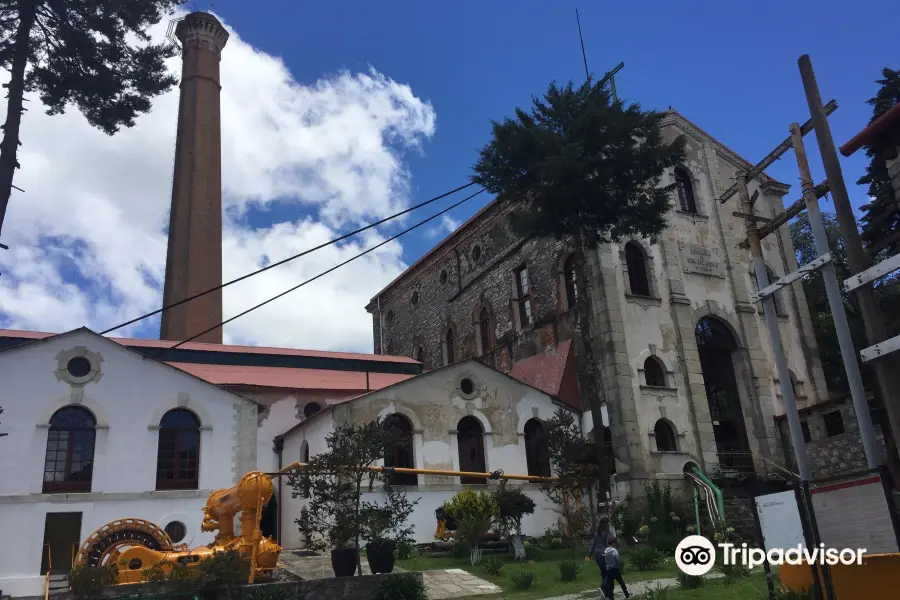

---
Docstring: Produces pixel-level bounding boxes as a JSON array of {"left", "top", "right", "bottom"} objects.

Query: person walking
[
  {"left": 601, "top": 538, "right": 631, "bottom": 599},
  {"left": 585, "top": 518, "right": 611, "bottom": 588}
]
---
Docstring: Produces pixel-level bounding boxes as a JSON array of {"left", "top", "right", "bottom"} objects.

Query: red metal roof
[
  {"left": 168, "top": 362, "right": 413, "bottom": 392},
  {"left": 841, "top": 103, "right": 900, "bottom": 157},
  {"left": 0, "top": 329, "right": 418, "bottom": 364},
  {"left": 508, "top": 339, "right": 581, "bottom": 410}
]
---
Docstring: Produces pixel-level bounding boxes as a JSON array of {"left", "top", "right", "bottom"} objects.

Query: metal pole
[
  {"left": 790, "top": 123, "right": 880, "bottom": 469},
  {"left": 799, "top": 54, "right": 900, "bottom": 472},
  {"left": 739, "top": 176, "right": 812, "bottom": 481}
]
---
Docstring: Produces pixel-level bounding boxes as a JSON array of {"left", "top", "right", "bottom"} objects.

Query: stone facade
[
  {"left": 777, "top": 396, "right": 888, "bottom": 481},
  {"left": 366, "top": 109, "right": 830, "bottom": 496}
]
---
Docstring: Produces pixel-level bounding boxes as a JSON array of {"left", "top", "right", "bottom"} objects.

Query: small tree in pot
[
  {"left": 288, "top": 418, "right": 405, "bottom": 577},
  {"left": 361, "top": 484, "right": 420, "bottom": 574},
  {"left": 443, "top": 489, "right": 498, "bottom": 565}
]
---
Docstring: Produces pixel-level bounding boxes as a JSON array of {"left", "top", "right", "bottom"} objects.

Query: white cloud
[
  {"left": 424, "top": 215, "right": 461, "bottom": 240},
  {"left": 0, "top": 11, "right": 436, "bottom": 352}
]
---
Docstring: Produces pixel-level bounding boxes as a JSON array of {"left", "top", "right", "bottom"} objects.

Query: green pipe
[
  {"left": 692, "top": 486, "right": 701, "bottom": 536},
  {"left": 691, "top": 466, "right": 724, "bottom": 521}
]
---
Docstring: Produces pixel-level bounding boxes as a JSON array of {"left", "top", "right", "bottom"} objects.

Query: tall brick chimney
[{"left": 160, "top": 12, "right": 229, "bottom": 344}]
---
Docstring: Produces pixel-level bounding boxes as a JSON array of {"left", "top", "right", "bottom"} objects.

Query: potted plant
[
  {"left": 287, "top": 419, "right": 410, "bottom": 577},
  {"left": 361, "top": 484, "right": 419, "bottom": 574}
]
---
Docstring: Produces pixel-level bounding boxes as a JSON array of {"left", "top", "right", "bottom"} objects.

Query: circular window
[
  {"left": 165, "top": 521, "right": 187, "bottom": 543},
  {"left": 472, "top": 245, "right": 482, "bottom": 262},
  {"left": 66, "top": 357, "right": 92, "bottom": 378},
  {"left": 460, "top": 378, "right": 475, "bottom": 396},
  {"left": 385, "top": 310, "right": 394, "bottom": 326},
  {"left": 439, "top": 269, "right": 448, "bottom": 285},
  {"left": 411, "top": 290, "right": 420, "bottom": 307}
]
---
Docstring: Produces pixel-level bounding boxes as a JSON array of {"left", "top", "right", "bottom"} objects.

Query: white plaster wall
[
  {"left": 359, "top": 485, "right": 560, "bottom": 544},
  {"left": 0, "top": 497, "right": 212, "bottom": 598},
  {"left": 0, "top": 329, "right": 257, "bottom": 597},
  {"left": 279, "top": 412, "right": 335, "bottom": 550}
]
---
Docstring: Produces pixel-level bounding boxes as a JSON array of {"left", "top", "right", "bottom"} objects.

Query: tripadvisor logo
[{"left": 675, "top": 535, "right": 866, "bottom": 576}]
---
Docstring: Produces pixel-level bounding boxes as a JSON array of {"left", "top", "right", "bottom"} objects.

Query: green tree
[
  {"left": 857, "top": 67, "right": 900, "bottom": 257},
  {"left": 0, "top": 0, "right": 183, "bottom": 235},
  {"left": 472, "top": 80, "right": 685, "bottom": 504}
]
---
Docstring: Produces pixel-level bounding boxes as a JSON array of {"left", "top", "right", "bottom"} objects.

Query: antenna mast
[{"left": 575, "top": 9, "right": 590, "bottom": 83}]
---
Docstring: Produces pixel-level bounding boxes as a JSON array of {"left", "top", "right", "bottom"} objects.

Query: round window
[
  {"left": 439, "top": 269, "right": 448, "bottom": 285},
  {"left": 411, "top": 290, "right": 420, "bottom": 307},
  {"left": 460, "top": 378, "right": 475, "bottom": 396},
  {"left": 66, "top": 357, "right": 92, "bottom": 378},
  {"left": 165, "top": 521, "right": 187, "bottom": 543}
]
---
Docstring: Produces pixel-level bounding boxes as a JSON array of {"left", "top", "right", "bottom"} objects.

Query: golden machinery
[{"left": 73, "top": 471, "right": 281, "bottom": 585}]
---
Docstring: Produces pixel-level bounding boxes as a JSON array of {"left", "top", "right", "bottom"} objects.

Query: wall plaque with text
[{"left": 680, "top": 243, "right": 725, "bottom": 278}]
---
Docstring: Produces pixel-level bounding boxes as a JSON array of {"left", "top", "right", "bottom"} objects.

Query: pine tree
[
  {"left": 857, "top": 67, "right": 900, "bottom": 257},
  {"left": 472, "top": 79, "right": 685, "bottom": 504},
  {"left": 0, "top": 0, "right": 183, "bottom": 236}
]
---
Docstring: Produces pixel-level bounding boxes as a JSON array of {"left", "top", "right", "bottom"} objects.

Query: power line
[
  {"left": 158, "top": 187, "right": 486, "bottom": 352},
  {"left": 101, "top": 181, "right": 478, "bottom": 336}
]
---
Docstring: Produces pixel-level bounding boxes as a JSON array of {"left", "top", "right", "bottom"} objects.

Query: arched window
[
  {"left": 444, "top": 328, "right": 456, "bottom": 365},
  {"left": 563, "top": 255, "right": 578, "bottom": 309},
  {"left": 524, "top": 419, "right": 551, "bottom": 477},
  {"left": 156, "top": 409, "right": 201, "bottom": 491},
  {"left": 751, "top": 264, "right": 784, "bottom": 314},
  {"left": 414, "top": 346, "right": 425, "bottom": 364},
  {"left": 789, "top": 370, "right": 802, "bottom": 398},
  {"left": 644, "top": 357, "right": 666, "bottom": 387},
  {"left": 625, "top": 242, "right": 651, "bottom": 297},
  {"left": 457, "top": 417, "right": 486, "bottom": 484},
  {"left": 476, "top": 307, "right": 491, "bottom": 356},
  {"left": 383, "top": 414, "right": 417, "bottom": 486},
  {"left": 654, "top": 420, "right": 678, "bottom": 452},
  {"left": 590, "top": 426, "right": 617, "bottom": 475},
  {"left": 304, "top": 403, "right": 321, "bottom": 419},
  {"left": 674, "top": 167, "right": 697, "bottom": 213},
  {"left": 43, "top": 406, "right": 96, "bottom": 493}
]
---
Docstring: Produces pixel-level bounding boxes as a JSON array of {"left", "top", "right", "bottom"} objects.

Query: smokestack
[{"left": 160, "top": 12, "right": 228, "bottom": 344}]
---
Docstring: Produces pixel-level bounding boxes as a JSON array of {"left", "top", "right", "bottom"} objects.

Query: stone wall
[{"left": 776, "top": 397, "right": 887, "bottom": 480}]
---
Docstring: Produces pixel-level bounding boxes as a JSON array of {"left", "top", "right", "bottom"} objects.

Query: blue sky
[
  {"left": 0, "top": 1, "right": 896, "bottom": 351},
  {"left": 212, "top": 0, "right": 896, "bottom": 265}
]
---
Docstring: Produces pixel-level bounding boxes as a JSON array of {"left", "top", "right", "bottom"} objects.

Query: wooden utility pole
[{"left": 798, "top": 55, "right": 900, "bottom": 479}]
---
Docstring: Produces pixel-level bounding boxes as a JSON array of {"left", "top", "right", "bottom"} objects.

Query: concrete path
[
  {"left": 278, "top": 551, "right": 501, "bottom": 598},
  {"left": 536, "top": 573, "right": 726, "bottom": 600}
]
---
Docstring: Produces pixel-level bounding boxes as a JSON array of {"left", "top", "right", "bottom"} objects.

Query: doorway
[
  {"left": 695, "top": 317, "right": 752, "bottom": 473},
  {"left": 260, "top": 495, "right": 277, "bottom": 541},
  {"left": 40, "top": 512, "right": 82, "bottom": 575}
]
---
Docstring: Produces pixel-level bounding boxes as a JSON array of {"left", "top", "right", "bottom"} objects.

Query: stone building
[{"left": 367, "top": 110, "right": 831, "bottom": 497}]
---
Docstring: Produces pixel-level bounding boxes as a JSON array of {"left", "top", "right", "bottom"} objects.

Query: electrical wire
[
  {"left": 100, "top": 181, "right": 478, "bottom": 336},
  {"left": 158, "top": 187, "right": 487, "bottom": 352}
]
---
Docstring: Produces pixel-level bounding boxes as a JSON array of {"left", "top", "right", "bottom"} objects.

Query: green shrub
[
  {"left": 195, "top": 549, "right": 251, "bottom": 588},
  {"left": 511, "top": 570, "right": 535, "bottom": 590},
  {"left": 482, "top": 556, "right": 504, "bottom": 576},
  {"left": 395, "top": 540, "right": 417, "bottom": 560},
  {"left": 557, "top": 559, "right": 582, "bottom": 582},
  {"left": 68, "top": 564, "right": 118, "bottom": 600},
  {"left": 372, "top": 573, "right": 427, "bottom": 600},
  {"left": 629, "top": 546, "right": 663, "bottom": 571},
  {"left": 675, "top": 570, "right": 705, "bottom": 589},
  {"left": 643, "top": 583, "right": 671, "bottom": 600},
  {"left": 525, "top": 545, "right": 545, "bottom": 562},
  {"left": 717, "top": 561, "right": 750, "bottom": 585},
  {"left": 451, "top": 540, "right": 471, "bottom": 559},
  {"left": 140, "top": 563, "right": 166, "bottom": 584},
  {"left": 248, "top": 585, "right": 292, "bottom": 600}
]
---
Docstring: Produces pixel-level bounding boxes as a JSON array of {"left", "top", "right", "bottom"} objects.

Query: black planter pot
[
  {"left": 366, "top": 540, "right": 396, "bottom": 574},
  {"left": 331, "top": 547, "right": 359, "bottom": 577}
]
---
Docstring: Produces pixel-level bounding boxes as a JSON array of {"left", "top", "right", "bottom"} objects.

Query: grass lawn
[
  {"left": 397, "top": 548, "right": 678, "bottom": 600},
  {"left": 645, "top": 573, "right": 779, "bottom": 599}
]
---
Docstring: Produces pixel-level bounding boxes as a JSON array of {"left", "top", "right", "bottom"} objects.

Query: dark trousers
[
  {"left": 594, "top": 553, "right": 607, "bottom": 580},
  {"left": 601, "top": 567, "right": 628, "bottom": 599}
]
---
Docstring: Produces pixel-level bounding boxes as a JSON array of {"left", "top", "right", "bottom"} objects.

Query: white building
[
  {"left": 276, "top": 358, "right": 594, "bottom": 549},
  {"left": 0, "top": 328, "right": 260, "bottom": 598}
]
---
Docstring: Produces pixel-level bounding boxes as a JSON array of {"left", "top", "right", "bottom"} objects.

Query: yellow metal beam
[{"left": 271, "top": 461, "right": 562, "bottom": 483}]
